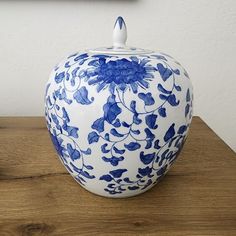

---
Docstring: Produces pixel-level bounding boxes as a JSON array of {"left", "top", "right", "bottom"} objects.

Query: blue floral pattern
[
  {"left": 85, "top": 57, "right": 156, "bottom": 94},
  {"left": 45, "top": 51, "right": 193, "bottom": 197},
  {"left": 99, "top": 122, "right": 187, "bottom": 194}
]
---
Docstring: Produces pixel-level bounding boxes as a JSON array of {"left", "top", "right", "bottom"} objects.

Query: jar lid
[{"left": 89, "top": 16, "right": 153, "bottom": 55}]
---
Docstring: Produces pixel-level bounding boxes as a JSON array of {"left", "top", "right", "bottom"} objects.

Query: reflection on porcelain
[{"left": 45, "top": 17, "right": 193, "bottom": 198}]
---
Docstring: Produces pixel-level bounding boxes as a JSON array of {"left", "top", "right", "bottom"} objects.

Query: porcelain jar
[{"left": 45, "top": 17, "right": 193, "bottom": 198}]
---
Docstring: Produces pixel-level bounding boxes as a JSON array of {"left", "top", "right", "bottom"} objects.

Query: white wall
[{"left": 0, "top": 0, "right": 235, "bottom": 151}]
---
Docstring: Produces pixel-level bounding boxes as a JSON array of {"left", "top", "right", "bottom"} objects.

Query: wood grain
[{"left": 0, "top": 117, "right": 235, "bottom": 236}]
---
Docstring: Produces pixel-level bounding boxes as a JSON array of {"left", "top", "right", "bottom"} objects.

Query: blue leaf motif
[
  {"left": 157, "top": 165, "right": 167, "bottom": 176},
  {"left": 66, "top": 72, "right": 70, "bottom": 81},
  {"left": 84, "top": 165, "right": 93, "bottom": 170},
  {"left": 136, "top": 174, "right": 142, "bottom": 179},
  {"left": 164, "top": 123, "right": 175, "bottom": 142},
  {"left": 103, "top": 95, "right": 122, "bottom": 124},
  {"left": 62, "top": 107, "right": 70, "bottom": 123},
  {"left": 62, "top": 123, "right": 79, "bottom": 138},
  {"left": 154, "top": 140, "right": 161, "bottom": 149},
  {"left": 145, "top": 114, "right": 158, "bottom": 129},
  {"left": 175, "top": 84, "right": 182, "bottom": 91},
  {"left": 56, "top": 88, "right": 72, "bottom": 104},
  {"left": 113, "top": 119, "right": 121, "bottom": 128},
  {"left": 74, "top": 53, "right": 88, "bottom": 62},
  {"left": 107, "top": 183, "right": 115, "bottom": 188},
  {"left": 100, "top": 174, "right": 113, "bottom": 182},
  {"left": 64, "top": 59, "right": 71, "bottom": 66},
  {"left": 88, "top": 131, "right": 100, "bottom": 144},
  {"left": 55, "top": 72, "right": 65, "bottom": 83},
  {"left": 67, "top": 143, "right": 80, "bottom": 161},
  {"left": 110, "top": 128, "right": 124, "bottom": 137},
  {"left": 178, "top": 125, "right": 187, "bottom": 134},
  {"left": 141, "top": 179, "right": 153, "bottom": 190},
  {"left": 80, "top": 171, "right": 95, "bottom": 179},
  {"left": 159, "top": 149, "right": 169, "bottom": 165},
  {"left": 157, "top": 83, "right": 171, "bottom": 94},
  {"left": 70, "top": 162, "right": 82, "bottom": 173},
  {"left": 160, "top": 94, "right": 179, "bottom": 106},
  {"left": 101, "top": 143, "right": 110, "bottom": 153},
  {"left": 113, "top": 146, "right": 125, "bottom": 154},
  {"left": 138, "top": 166, "right": 152, "bottom": 176},
  {"left": 102, "top": 156, "right": 124, "bottom": 166},
  {"left": 81, "top": 148, "right": 91, "bottom": 155},
  {"left": 51, "top": 114, "right": 59, "bottom": 127},
  {"left": 145, "top": 128, "right": 155, "bottom": 140},
  {"left": 50, "top": 133, "right": 64, "bottom": 156},
  {"left": 140, "top": 151, "right": 155, "bottom": 165},
  {"left": 76, "top": 176, "right": 86, "bottom": 184},
  {"left": 130, "top": 100, "right": 137, "bottom": 112},
  {"left": 73, "top": 86, "right": 94, "bottom": 105},
  {"left": 158, "top": 107, "right": 166, "bottom": 117},
  {"left": 109, "top": 169, "right": 127, "bottom": 178},
  {"left": 72, "top": 67, "right": 80, "bottom": 78},
  {"left": 186, "top": 88, "right": 190, "bottom": 102},
  {"left": 92, "top": 118, "right": 104, "bottom": 133},
  {"left": 173, "top": 69, "right": 180, "bottom": 75},
  {"left": 144, "top": 128, "right": 155, "bottom": 149},
  {"left": 70, "top": 78, "right": 75, "bottom": 87},
  {"left": 124, "top": 142, "right": 141, "bottom": 151},
  {"left": 128, "top": 186, "right": 140, "bottom": 190},
  {"left": 159, "top": 94, "right": 168, "bottom": 101},
  {"left": 68, "top": 52, "right": 78, "bottom": 59},
  {"left": 138, "top": 92, "right": 155, "bottom": 106},
  {"left": 185, "top": 104, "right": 190, "bottom": 117},
  {"left": 133, "top": 113, "right": 142, "bottom": 125},
  {"left": 157, "top": 63, "right": 172, "bottom": 81},
  {"left": 168, "top": 94, "right": 179, "bottom": 106},
  {"left": 145, "top": 140, "right": 152, "bottom": 149},
  {"left": 122, "top": 121, "right": 130, "bottom": 128},
  {"left": 131, "top": 129, "right": 140, "bottom": 135},
  {"left": 105, "top": 133, "right": 110, "bottom": 141},
  {"left": 124, "top": 177, "right": 133, "bottom": 183}
]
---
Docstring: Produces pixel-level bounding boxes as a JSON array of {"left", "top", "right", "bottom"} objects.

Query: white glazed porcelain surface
[{"left": 45, "top": 17, "right": 193, "bottom": 198}]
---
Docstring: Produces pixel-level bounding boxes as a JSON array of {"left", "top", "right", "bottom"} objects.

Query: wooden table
[{"left": 0, "top": 117, "right": 235, "bottom": 236}]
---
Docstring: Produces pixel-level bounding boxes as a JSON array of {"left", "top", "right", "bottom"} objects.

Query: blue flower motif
[{"left": 86, "top": 57, "right": 156, "bottom": 93}]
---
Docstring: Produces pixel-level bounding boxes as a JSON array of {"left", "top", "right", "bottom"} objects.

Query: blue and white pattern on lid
[
  {"left": 45, "top": 17, "right": 193, "bottom": 198},
  {"left": 114, "top": 16, "right": 126, "bottom": 30}
]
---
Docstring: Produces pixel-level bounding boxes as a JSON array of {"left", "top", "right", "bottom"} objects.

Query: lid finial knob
[{"left": 113, "top": 16, "right": 127, "bottom": 48}]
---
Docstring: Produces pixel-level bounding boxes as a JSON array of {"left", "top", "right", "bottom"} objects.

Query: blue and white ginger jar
[{"left": 45, "top": 17, "right": 193, "bottom": 198}]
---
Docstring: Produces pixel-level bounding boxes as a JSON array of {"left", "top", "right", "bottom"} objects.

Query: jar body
[{"left": 45, "top": 52, "right": 193, "bottom": 198}]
